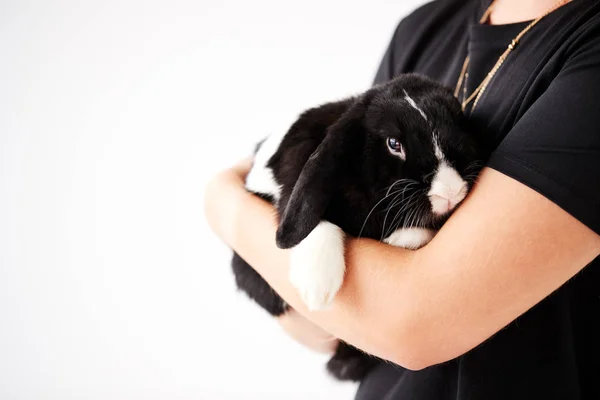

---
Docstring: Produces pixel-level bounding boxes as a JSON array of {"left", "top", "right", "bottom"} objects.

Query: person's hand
[
  {"left": 205, "top": 158, "right": 339, "bottom": 354},
  {"left": 278, "top": 308, "right": 339, "bottom": 354},
  {"left": 204, "top": 157, "right": 253, "bottom": 242}
]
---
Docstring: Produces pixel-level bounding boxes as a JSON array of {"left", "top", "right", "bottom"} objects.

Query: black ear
[{"left": 275, "top": 98, "right": 368, "bottom": 249}]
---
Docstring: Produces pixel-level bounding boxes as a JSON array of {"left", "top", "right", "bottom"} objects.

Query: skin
[
  {"left": 489, "top": 0, "right": 573, "bottom": 24},
  {"left": 278, "top": 309, "right": 339, "bottom": 354},
  {"left": 205, "top": 0, "right": 600, "bottom": 369},
  {"left": 206, "top": 159, "right": 600, "bottom": 369}
]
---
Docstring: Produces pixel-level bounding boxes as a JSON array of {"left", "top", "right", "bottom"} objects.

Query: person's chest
[{"left": 395, "top": 0, "right": 587, "bottom": 155}]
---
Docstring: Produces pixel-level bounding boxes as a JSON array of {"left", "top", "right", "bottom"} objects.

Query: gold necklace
[{"left": 454, "top": 0, "right": 573, "bottom": 113}]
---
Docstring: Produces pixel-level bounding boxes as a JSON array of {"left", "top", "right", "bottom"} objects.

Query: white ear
[{"left": 289, "top": 221, "right": 346, "bottom": 311}]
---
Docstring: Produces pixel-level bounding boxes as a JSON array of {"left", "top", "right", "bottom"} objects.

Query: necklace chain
[{"left": 455, "top": 0, "right": 573, "bottom": 113}]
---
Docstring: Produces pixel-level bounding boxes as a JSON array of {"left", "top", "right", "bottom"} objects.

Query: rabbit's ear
[{"left": 276, "top": 98, "right": 367, "bottom": 249}]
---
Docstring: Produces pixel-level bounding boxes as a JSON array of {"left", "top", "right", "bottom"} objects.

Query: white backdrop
[{"left": 0, "top": 1, "right": 426, "bottom": 399}]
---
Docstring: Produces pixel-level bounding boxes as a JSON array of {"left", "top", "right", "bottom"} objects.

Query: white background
[{"left": 0, "top": 1, "right": 425, "bottom": 399}]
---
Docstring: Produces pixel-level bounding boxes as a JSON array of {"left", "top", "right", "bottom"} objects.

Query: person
[{"left": 205, "top": 0, "right": 600, "bottom": 398}]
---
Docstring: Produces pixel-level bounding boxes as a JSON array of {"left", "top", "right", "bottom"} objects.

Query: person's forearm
[
  {"left": 224, "top": 187, "right": 428, "bottom": 368},
  {"left": 207, "top": 166, "right": 600, "bottom": 370},
  {"left": 277, "top": 309, "right": 339, "bottom": 354}
]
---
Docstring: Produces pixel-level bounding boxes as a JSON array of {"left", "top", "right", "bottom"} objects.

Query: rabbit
[{"left": 230, "top": 73, "right": 482, "bottom": 381}]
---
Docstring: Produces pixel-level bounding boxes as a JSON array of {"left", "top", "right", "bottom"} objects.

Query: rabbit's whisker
[
  {"left": 358, "top": 188, "right": 405, "bottom": 240},
  {"left": 381, "top": 185, "right": 421, "bottom": 240},
  {"left": 383, "top": 189, "right": 424, "bottom": 239}
]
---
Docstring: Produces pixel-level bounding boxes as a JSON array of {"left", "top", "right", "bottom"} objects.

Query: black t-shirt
[{"left": 356, "top": 0, "right": 600, "bottom": 399}]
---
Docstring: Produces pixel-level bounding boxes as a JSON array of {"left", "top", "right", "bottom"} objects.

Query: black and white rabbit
[{"left": 231, "top": 73, "right": 482, "bottom": 381}]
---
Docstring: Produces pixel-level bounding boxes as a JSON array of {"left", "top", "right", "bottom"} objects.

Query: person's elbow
[
  {"left": 384, "top": 335, "right": 434, "bottom": 371},
  {"left": 389, "top": 350, "right": 433, "bottom": 371},
  {"left": 382, "top": 318, "right": 463, "bottom": 371}
]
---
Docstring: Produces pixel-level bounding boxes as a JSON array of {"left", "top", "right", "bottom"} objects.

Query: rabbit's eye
[{"left": 387, "top": 138, "right": 406, "bottom": 160}]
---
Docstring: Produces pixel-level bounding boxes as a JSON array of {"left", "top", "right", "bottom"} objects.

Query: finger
[{"left": 231, "top": 156, "right": 253, "bottom": 178}]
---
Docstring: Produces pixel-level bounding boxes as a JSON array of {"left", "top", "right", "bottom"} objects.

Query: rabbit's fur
[{"left": 231, "top": 74, "right": 482, "bottom": 381}]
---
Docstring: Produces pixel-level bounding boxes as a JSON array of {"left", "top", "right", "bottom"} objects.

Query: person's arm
[
  {"left": 210, "top": 158, "right": 340, "bottom": 354},
  {"left": 207, "top": 34, "right": 600, "bottom": 369},
  {"left": 277, "top": 309, "right": 338, "bottom": 354},
  {"left": 206, "top": 162, "right": 599, "bottom": 370}
]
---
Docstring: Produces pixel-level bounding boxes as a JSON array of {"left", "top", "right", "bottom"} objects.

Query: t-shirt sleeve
[{"left": 487, "top": 43, "right": 600, "bottom": 235}]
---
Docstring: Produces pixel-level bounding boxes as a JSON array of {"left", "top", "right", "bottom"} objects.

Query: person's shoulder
[
  {"left": 373, "top": 0, "right": 478, "bottom": 84},
  {"left": 398, "top": 0, "right": 476, "bottom": 26},
  {"left": 404, "top": 0, "right": 460, "bottom": 19},
  {"left": 559, "top": 1, "right": 600, "bottom": 61},
  {"left": 391, "top": 0, "right": 477, "bottom": 42}
]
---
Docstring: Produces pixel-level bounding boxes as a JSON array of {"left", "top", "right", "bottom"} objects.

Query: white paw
[
  {"left": 289, "top": 221, "right": 345, "bottom": 311},
  {"left": 290, "top": 254, "right": 345, "bottom": 311},
  {"left": 384, "top": 227, "right": 436, "bottom": 250}
]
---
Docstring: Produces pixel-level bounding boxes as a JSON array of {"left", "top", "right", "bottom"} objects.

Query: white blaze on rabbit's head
[
  {"left": 238, "top": 74, "right": 483, "bottom": 313},
  {"left": 364, "top": 78, "right": 480, "bottom": 234},
  {"left": 427, "top": 160, "right": 469, "bottom": 215},
  {"left": 400, "top": 91, "right": 470, "bottom": 216}
]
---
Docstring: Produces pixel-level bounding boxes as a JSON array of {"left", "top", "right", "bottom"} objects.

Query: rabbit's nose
[
  {"left": 427, "top": 163, "right": 468, "bottom": 215},
  {"left": 428, "top": 193, "right": 462, "bottom": 215}
]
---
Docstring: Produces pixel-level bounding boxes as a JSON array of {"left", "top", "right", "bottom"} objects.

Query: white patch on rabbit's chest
[
  {"left": 384, "top": 227, "right": 436, "bottom": 250},
  {"left": 245, "top": 132, "right": 285, "bottom": 201}
]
